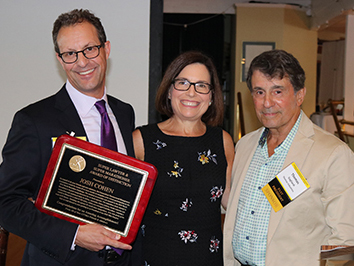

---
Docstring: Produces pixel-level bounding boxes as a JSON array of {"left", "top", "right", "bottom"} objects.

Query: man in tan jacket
[{"left": 224, "top": 49, "right": 354, "bottom": 266}]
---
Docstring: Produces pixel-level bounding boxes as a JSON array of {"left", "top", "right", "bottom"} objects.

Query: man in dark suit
[{"left": 0, "top": 9, "right": 139, "bottom": 266}]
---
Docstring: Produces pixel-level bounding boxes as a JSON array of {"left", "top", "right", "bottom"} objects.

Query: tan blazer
[{"left": 224, "top": 114, "right": 354, "bottom": 266}]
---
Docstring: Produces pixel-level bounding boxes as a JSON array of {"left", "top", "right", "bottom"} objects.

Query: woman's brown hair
[{"left": 155, "top": 51, "right": 224, "bottom": 126}]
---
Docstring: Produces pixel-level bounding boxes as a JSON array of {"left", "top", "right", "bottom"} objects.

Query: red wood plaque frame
[{"left": 35, "top": 134, "right": 157, "bottom": 244}]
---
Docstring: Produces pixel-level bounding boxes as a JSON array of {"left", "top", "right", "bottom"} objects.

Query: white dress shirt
[
  {"left": 65, "top": 80, "right": 127, "bottom": 155},
  {"left": 65, "top": 80, "right": 127, "bottom": 250}
]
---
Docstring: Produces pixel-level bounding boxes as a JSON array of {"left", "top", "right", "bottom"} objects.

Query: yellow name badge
[
  {"left": 262, "top": 162, "right": 310, "bottom": 212},
  {"left": 52, "top": 136, "right": 86, "bottom": 148}
]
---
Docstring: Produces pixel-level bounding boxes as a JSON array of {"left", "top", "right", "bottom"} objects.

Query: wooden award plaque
[{"left": 35, "top": 134, "right": 157, "bottom": 244}]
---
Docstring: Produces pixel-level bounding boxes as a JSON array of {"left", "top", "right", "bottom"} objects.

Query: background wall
[
  {"left": 233, "top": 4, "right": 318, "bottom": 139},
  {"left": 0, "top": 0, "right": 150, "bottom": 159},
  {"left": 283, "top": 6, "right": 318, "bottom": 115}
]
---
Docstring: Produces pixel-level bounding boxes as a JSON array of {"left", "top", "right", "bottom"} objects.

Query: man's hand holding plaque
[
  {"left": 35, "top": 134, "right": 158, "bottom": 244},
  {"left": 75, "top": 224, "right": 132, "bottom": 252}
]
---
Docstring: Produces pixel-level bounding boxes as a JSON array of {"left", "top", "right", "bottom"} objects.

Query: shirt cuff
[{"left": 71, "top": 225, "right": 79, "bottom": 251}]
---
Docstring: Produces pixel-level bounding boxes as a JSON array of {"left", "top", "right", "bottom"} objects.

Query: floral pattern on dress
[
  {"left": 153, "top": 209, "right": 168, "bottom": 217},
  {"left": 140, "top": 125, "right": 225, "bottom": 264},
  {"left": 209, "top": 236, "right": 220, "bottom": 253},
  {"left": 153, "top": 139, "right": 167, "bottom": 150},
  {"left": 210, "top": 186, "right": 223, "bottom": 202},
  {"left": 198, "top": 149, "right": 217, "bottom": 165},
  {"left": 167, "top": 161, "right": 183, "bottom": 178},
  {"left": 180, "top": 198, "right": 193, "bottom": 211},
  {"left": 154, "top": 209, "right": 162, "bottom": 215},
  {"left": 141, "top": 224, "right": 146, "bottom": 236},
  {"left": 178, "top": 230, "right": 198, "bottom": 243}
]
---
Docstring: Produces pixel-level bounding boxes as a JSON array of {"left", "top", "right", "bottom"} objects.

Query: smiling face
[
  {"left": 251, "top": 70, "right": 306, "bottom": 136},
  {"left": 56, "top": 21, "right": 110, "bottom": 98},
  {"left": 170, "top": 63, "right": 212, "bottom": 123}
]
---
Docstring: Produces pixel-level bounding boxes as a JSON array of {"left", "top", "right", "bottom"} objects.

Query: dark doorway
[
  {"left": 162, "top": 14, "right": 225, "bottom": 82},
  {"left": 149, "top": 8, "right": 234, "bottom": 134}
]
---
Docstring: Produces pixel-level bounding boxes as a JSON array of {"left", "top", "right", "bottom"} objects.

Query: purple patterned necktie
[
  {"left": 95, "top": 100, "right": 118, "bottom": 152},
  {"left": 95, "top": 100, "right": 123, "bottom": 255}
]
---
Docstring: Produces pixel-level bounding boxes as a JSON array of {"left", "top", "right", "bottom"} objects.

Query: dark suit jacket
[{"left": 0, "top": 85, "right": 139, "bottom": 266}]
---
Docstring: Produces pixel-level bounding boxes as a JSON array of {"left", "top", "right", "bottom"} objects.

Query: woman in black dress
[{"left": 133, "top": 51, "right": 234, "bottom": 266}]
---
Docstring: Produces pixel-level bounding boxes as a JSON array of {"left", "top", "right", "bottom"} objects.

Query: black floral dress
[{"left": 138, "top": 124, "right": 227, "bottom": 266}]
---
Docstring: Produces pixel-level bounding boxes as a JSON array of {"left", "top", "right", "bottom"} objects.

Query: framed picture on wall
[{"left": 241, "top": 42, "right": 276, "bottom": 82}]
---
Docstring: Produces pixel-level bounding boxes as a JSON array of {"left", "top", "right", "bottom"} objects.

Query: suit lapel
[
  {"left": 107, "top": 96, "right": 134, "bottom": 157},
  {"left": 233, "top": 129, "right": 262, "bottom": 189},
  {"left": 225, "top": 129, "right": 263, "bottom": 237},
  {"left": 53, "top": 88, "right": 133, "bottom": 156},
  {"left": 267, "top": 113, "right": 315, "bottom": 244},
  {"left": 54, "top": 85, "right": 87, "bottom": 138}
]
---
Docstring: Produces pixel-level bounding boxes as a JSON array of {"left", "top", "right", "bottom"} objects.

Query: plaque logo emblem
[{"left": 69, "top": 155, "right": 86, "bottom": 172}]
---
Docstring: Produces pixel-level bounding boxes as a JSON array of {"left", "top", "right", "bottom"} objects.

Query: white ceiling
[
  {"left": 164, "top": 0, "right": 311, "bottom": 14},
  {"left": 244, "top": 0, "right": 311, "bottom": 7},
  {"left": 164, "top": 0, "right": 354, "bottom": 34}
]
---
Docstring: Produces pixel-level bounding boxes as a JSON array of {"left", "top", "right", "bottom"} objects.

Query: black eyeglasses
[
  {"left": 172, "top": 79, "right": 212, "bottom": 94},
  {"left": 58, "top": 45, "right": 102, "bottom": 64}
]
